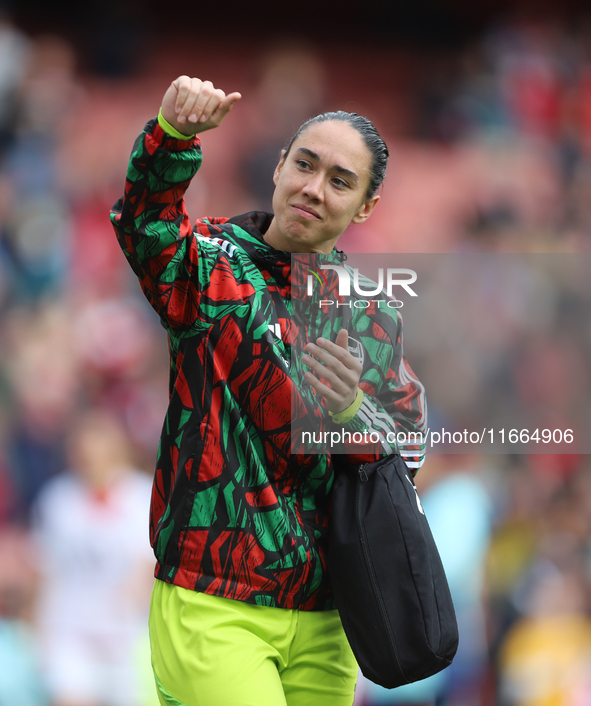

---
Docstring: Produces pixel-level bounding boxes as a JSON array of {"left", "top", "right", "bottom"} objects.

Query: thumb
[
  {"left": 217, "top": 91, "right": 242, "bottom": 117},
  {"left": 335, "top": 328, "right": 349, "bottom": 350},
  {"left": 222, "top": 91, "right": 242, "bottom": 110}
]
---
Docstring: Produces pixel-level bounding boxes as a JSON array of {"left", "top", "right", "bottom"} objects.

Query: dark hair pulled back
[{"left": 283, "top": 111, "right": 388, "bottom": 199}]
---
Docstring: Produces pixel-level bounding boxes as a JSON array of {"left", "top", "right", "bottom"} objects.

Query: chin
[
  {"left": 286, "top": 235, "right": 325, "bottom": 254},
  {"left": 276, "top": 217, "right": 336, "bottom": 253}
]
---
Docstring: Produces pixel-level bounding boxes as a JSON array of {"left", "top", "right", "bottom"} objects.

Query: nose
[{"left": 302, "top": 171, "right": 324, "bottom": 201}]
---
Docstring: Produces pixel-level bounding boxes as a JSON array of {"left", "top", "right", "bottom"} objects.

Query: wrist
[
  {"left": 158, "top": 108, "right": 196, "bottom": 139},
  {"left": 329, "top": 388, "right": 364, "bottom": 425}
]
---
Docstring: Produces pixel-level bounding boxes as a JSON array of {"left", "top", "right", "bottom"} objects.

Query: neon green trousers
[{"left": 149, "top": 579, "right": 358, "bottom": 706}]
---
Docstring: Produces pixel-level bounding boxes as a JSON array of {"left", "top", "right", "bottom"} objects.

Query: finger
[
  {"left": 173, "top": 76, "right": 195, "bottom": 116},
  {"left": 314, "top": 336, "right": 361, "bottom": 371},
  {"left": 304, "top": 370, "right": 355, "bottom": 412},
  {"left": 306, "top": 341, "right": 358, "bottom": 377},
  {"left": 303, "top": 365, "right": 341, "bottom": 396},
  {"left": 303, "top": 344, "right": 336, "bottom": 374},
  {"left": 209, "top": 91, "right": 242, "bottom": 125},
  {"left": 335, "top": 329, "right": 349, "bottom": 350},
  {"left": 198, "top": 88, "right": 226, "bottom": 124},
  {"left": 181, "top": 79, "right": 212, "bottom": 124},
  {"left": 302, "top": 354, "right": 350, "bottom": 395},
  {"left": 304, "top": 371, "right": 336, "bottom": 399},
  {"left": 181, "top": 78, "right": 216, "bottom": 124},
  {"left": 176, "top": 78, "right": 204, "bottom": 124},
  {"left": 185, "top": 80, "right": 216, "bottom": 124}
]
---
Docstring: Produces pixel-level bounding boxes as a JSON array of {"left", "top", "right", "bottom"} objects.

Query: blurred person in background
[
  {"left": 0, "top": 34, "right": 79, "bottom": 301},
  {"left": 110, "top": 75, "right": 427, "bottom": 706},
  {"left": 31, "top": 409, "right": 155, "bottom": 706},
  {"left": 240, "top": 43, "right": 327, "bottom": 211},
  {"left": 2, "top": 301, "right": 77, "bottom": 519},
  {"left": 497, "top": 565, "right": 591, "bottom": 706},
  {"left": 0, "top": 527, "right": 48, "bottom": 706},
  {"left": 0, "top": 4, "right": 30, "bottom": 157},
  {"left": 488, "top": 455, "right": 591, "bottom": 706}
]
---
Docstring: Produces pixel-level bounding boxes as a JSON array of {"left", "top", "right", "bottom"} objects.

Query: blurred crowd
[{"left": 0, "top": 7, "right": 589, "bottom": 706}]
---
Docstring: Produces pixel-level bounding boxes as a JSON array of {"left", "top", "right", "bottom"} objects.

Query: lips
[{"left": 291, "top": 203, "right": 321, "bottom": 220}]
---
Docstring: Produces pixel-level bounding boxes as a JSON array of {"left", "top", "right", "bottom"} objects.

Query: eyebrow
[{"left": 295, "top": 147, "right": 359, "bottom": 182}]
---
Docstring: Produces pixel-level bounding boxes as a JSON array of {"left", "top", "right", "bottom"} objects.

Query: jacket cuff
[
  {"left": 158, "top": 108, "right": 196, "bottom": 140},
  {"left": 329, "top": 387, "right": 364, "bottom": 425}
]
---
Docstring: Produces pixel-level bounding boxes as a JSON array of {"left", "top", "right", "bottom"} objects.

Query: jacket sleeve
[
  {"left": 109, "top": 116, "right": 204, "bottom": 331},
  {"left": 332, "top": 312, "right": 427, "bottom": 475}
]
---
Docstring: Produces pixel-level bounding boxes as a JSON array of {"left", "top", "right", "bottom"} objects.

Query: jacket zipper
[{"left": 356, "top": 463, "right": 406, "bottom": 680}]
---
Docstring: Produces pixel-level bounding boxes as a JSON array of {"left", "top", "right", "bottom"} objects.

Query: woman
[
  {"left": 31, "top": 410, "right": 154, "bottom": 706},
  {"left": 111, "top": 76, "right": 426, "bottom": 706}
]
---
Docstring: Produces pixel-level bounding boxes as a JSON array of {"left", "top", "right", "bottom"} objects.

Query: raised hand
[{"left": 161, "top": 75, "right": 241, "bottom": 136}]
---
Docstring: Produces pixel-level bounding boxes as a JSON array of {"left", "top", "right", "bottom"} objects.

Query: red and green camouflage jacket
[{"left": 110, "top": 116, "right": 427, "bottom": 610}]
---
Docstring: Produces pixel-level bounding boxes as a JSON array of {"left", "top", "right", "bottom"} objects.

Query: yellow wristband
[
  {"left": 158, "top": 108, "right": 196, "bottom": 140},
  {"left": 329, "top": 387, "right": 364, "bottom": 424}
]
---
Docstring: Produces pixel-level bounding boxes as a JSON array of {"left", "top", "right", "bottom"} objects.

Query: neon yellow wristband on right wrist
[{"left": 158, "top": 108, "right": 196, "bottom": 140}]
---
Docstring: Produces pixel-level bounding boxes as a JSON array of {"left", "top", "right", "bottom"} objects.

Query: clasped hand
[{"left": 302, "top": 329, "right": 362, "bottom": 415}]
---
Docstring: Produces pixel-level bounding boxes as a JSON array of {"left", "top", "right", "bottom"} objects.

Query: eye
[
  {"left": 296, "top": 159, "right": 312, "bottom": 170},
  {"left": 331, "top": 176, "right": 349, "bottom": 189}
]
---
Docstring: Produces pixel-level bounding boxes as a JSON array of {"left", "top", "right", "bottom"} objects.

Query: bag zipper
[{"left": 356, "top": 463, "right": 406, "bottom": 680}]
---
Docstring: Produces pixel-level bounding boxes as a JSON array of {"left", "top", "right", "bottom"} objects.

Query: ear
[
  {"left": 351, "top": 194, "right": 380, "bottom": 224},
  {"left": 273, "top": 149, "right": 287, "bottom": 185}
]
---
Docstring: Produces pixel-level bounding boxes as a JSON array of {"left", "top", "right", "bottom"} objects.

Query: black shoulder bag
[{"left": 328, "top": 454, "right": 459, "bottom": 689}]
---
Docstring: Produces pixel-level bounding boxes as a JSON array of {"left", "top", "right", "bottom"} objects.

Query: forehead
[{"left": 291, "top": 120, "right": 372, "bottom": 179}]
